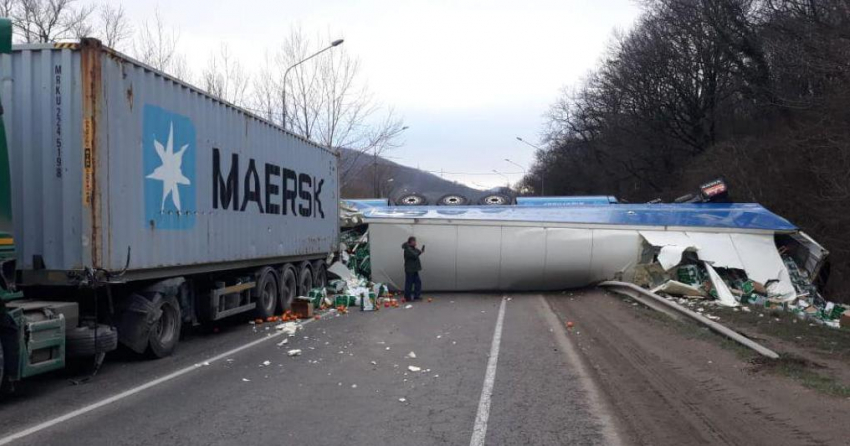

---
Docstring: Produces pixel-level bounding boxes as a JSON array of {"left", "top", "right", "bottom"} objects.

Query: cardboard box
[
  {"left": 840, "top": 310, "right": 850, "bottom": 329},
  {"left": 292, "top": 300, "right": 314, "bottom": 319}
]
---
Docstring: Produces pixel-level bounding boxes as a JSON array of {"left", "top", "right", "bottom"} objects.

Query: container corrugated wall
[
  {"left": 1, "top": 44, "right": 85, "bottom": 272},
  {"left": 2, "top": 41, "right": 339, "bottom": 283}
]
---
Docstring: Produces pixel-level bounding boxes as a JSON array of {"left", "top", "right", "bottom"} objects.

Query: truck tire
[
  {"left": 437, "top": 193, "right": 469, "bottom": 206},
  {"left": 253, "top": 267, "right": 279, "bottom": 319},
  {"left": 147, "top": 293, "right": 182, "bottom": 359},
  {"left": 66, "top": 324, "right": 118, "bottom": 358},
  {"left": 479, "top": 193, "right": 512, "bottom": 205},
  {"left": 297, "top": 262, "right": 313, "bottom": 296},
  {"left": 394, "top": 193, "right": 428, "bottom": 206},
  {"left": 279, "top": 265, "right": 298, "bottom": 311},
  {"left": 312, "top": 261, "right": 328, "bottom": 289}
]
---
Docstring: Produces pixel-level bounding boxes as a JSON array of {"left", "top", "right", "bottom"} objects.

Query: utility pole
[{"left": 373, "top": 146, "right": 379, "bottom": 197}]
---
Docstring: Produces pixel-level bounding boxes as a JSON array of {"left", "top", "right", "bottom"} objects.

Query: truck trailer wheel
[
  {"left": 253, "top": 267, "right": 279, "bottom": 319},
  {"left": 279, "top": 265, "right": 298, "bottom": 311},
  {"left": 312, "top": 261, "right": 328, "bottom": 289},
  {"left": 394, "top": 193, "right": 428, "bottom": 206},
  {"left": 66, "top": 324, "right": 118, "bottom": 358},
  {"left": 147, "top": 293, "right": 182, "bottom": 359},
  {"left": 479, "top": 193, "right": 512, "bottom": 205},
  {"left": 297, "top": 263, "right": 313, "bottom": 296},
  {"left": 437, "top": 193, "right": 469, "bottom": 206}
]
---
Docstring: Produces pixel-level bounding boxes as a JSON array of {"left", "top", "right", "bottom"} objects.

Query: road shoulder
[{"left": 546, "top": 289, "right": 850, "bottom": 446}]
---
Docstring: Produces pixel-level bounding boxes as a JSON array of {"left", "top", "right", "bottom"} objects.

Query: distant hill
[{"left": 339, "top": 148, "right": 479, "bottom": 200}]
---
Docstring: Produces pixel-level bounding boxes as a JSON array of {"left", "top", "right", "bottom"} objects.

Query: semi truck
[{"left": 0, "top": 19, "right": 339, "bottom": 390}]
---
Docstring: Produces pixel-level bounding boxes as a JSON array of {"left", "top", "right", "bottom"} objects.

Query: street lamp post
[
  {"left": 282, "top": 38, "right": 344, "bottom": 131},
  {"left": 515, "top": 136, "right": 546, "bottom": 196},
  {"left": 504, "top": 158, "right": 526, "bottom": 174}
]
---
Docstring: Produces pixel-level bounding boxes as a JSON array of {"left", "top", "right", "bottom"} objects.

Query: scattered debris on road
[{"left": 287, "top": 349, "right": 302, "bottom": 357}]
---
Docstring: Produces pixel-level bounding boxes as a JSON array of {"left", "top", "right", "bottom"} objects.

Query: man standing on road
[{"left": 402, "top": 236, "right": 424, "bottom": 301}]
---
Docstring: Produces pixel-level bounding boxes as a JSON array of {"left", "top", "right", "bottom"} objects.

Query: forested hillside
[{"left": 524, "top": 0, "right": 850, "bottom": 302}]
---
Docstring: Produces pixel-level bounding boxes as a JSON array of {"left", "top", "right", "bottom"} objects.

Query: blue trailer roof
[
  {"left": 362, "top": 203, "right": 797, "bottom": 232},
  {"left": 342, "top": 199, "right": 389, "bottom": 210},
  {"left": 516, "top": 196, "right": 618, "bottom": 206}
]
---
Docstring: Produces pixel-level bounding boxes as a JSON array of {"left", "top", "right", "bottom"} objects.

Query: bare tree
[
  {"left": 9, "top": 0, "right": 95, "bottom": 43},
  {"left": 202, "top": 44, "right": 250, "bottom": 106},
  {"left": 251, "top": 27, "right": 405, "bottom": 187},
  {"left": 132, "top": 9, "right": 190, "bottom": 80},
  {"left": 0, "top": 0, "right": 14, "bottom": 17},
  {"left": 97, "top": 2, "right": 132, "bottom": 50}
]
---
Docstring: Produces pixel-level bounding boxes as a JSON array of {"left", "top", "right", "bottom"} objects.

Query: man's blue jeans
[{"left": 404, "top": 271, "right": 422, "bottom": 300}]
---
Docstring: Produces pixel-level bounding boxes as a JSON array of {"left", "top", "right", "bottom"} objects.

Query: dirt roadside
[{"left": 546, "top": 289, "right": 850, "bottom": 446}]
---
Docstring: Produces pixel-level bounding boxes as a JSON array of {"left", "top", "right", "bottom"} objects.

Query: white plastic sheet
[
  {"left": 639, "top": 231, "right": 695, "bottom": 270},
  {"left": 639, "top": 231, "right": 695, "bottom": 248},
  {"left": 327, "top": 262, "right": 354, "bottom": 281},
  {"left": 705, "top": 263, "right": 739, "bottom": 307},
  {"left": 651, "top": 280, "right": 705, "bottom": 296},
  {"left": 658, "top": 245, "right": 689, "bottom": 271},
  {"left": 685, "top": 233, "right": 745, "bottom": 270},
  {"left": 730, "top": 234, "right": 796, "bottom": 301}
]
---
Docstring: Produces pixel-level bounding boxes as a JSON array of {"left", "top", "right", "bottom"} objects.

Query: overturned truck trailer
[{"left": 364, "top": 204, "right": 826, "bottom": 295}]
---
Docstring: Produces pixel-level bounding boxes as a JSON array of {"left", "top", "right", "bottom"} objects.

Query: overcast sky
[{"left": 104, "top": 0, "right": 641, "bottom": 190}]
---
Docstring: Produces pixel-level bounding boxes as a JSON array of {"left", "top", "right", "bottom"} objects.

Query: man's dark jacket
[{"left": 402, "top": 242, "right": 422, "bottom": 273}]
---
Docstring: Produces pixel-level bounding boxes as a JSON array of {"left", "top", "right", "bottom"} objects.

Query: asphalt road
[{"left": 0, "top": 293, "right": 615, "bottom": 446}]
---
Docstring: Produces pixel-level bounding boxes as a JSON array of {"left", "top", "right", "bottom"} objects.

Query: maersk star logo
[
  {"left": 143, "top": 105, "right": 196, "bottom": 230},
  {"left": 146, "top": 123, "right": 191, "bottom": 211}
]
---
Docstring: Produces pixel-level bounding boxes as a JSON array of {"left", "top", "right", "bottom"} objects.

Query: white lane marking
[
  {"left": 0, "top": 317, "right": 321, "bottom": 446},
  {"left": 469, "top": 296, "right": 507, "bottom": 446}
]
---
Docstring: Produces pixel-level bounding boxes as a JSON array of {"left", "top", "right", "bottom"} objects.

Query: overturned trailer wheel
[
  {"left": 437, "top": 194, "right": 469, "bottom": 206},
  {"left": 394, "top": 193, "right": 429, "bottom": 206},
  {"left": 479, "top": 194, "right": 512, "bottom": 205}
]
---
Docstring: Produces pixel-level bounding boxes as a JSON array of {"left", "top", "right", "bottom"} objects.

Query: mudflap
[{"left": 117, "top": 293, "right": 160, "bottom": 354}]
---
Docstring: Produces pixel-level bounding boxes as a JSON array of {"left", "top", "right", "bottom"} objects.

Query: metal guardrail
[{"left": 599, "top": 281, "right": 780, "bottom": 359}]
